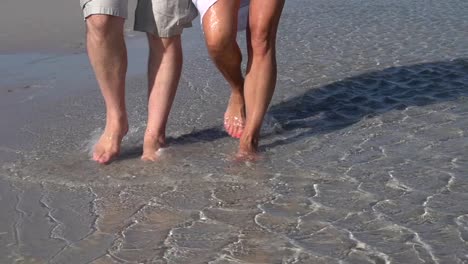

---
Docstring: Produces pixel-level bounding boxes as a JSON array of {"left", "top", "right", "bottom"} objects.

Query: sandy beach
[{"left": 1, "top": 0, "right": 468, "bottom": 263}]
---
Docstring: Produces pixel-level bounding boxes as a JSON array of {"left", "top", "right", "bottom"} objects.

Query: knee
[
  {"left": 148, "top": 35, "right": 182, "bottom": 54},
  {"left": 86, "top": 15, "right": 122, "bottom": 40},
  {"left": 249, "top": 26, "right": 275, "bottom": 57},
  {"left": 205, "top": 34, "right": 234, "bottom": 60},
  {"left": 160, "top": 36, "right": 181, "bottom": 51}
]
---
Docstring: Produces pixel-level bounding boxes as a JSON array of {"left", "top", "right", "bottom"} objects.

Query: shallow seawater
[{"left": 1, "top": 0, "right": 468, "bottom": 263}]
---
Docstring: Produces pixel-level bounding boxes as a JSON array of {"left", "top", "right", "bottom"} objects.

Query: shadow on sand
[
  {"left": 119, "top": 58, "right": 468, "bottom": 159},
  {"left": 264, "top": 58, "right": 468, "bottom": 149}
]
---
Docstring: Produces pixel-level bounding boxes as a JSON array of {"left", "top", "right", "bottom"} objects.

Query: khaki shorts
[{"left": 80, "top": 0, "right": 198, "bottom": 37}]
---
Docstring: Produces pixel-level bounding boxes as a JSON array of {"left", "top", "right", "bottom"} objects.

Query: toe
[
  {"left": 97, "top": 155, "right": 108, "bottom": 164},
  {"left": 92, "top": 148, "right": 101, "bottom": 161},
  {"left": 232, "top": 127, "right": 241, "bottom": 139},
  {"left": 141, "top": 154, "right": 157, "bottom": 162},
  {"left": 228, "top": 125, "right": 235, "bottom": 137}
]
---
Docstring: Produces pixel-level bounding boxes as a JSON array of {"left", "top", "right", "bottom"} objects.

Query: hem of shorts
[
  {"left": 83, "top": 6, "right": 127, "bottom": 20},
  {"left": 134, "top": 23, "right": 192, "bottom": 38}
]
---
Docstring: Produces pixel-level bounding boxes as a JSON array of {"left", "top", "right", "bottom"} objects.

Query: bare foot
[
  {"left": 235, "top": 150, "right": 261, "bottom": 162},
  {"left": 235, "top": 135, "right": 260, "bottom": 161},
  {"left": 93, "top": 122, "right": 128, "bottom": 165},
  {"left": 224, "top": 93, "right": 245, "bottom": 139},
  {"left": 141, "top": 133, "right": 166, "bottom": 162}
]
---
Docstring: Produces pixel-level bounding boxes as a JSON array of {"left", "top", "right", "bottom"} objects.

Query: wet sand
[
  {"left": 1, "top": 0, "right": 468, "bottom": 263},
  {"left": 0, "top": 0, "right": 138, "bottom": 53}
]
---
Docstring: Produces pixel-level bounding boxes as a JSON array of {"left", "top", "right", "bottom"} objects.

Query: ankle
[
  {"left": 144, "top": 130, "right": 165, "bottom": 143},
  {"left": 229, "top": 92, "right": 245, "bottom": 106},
  {"left": 230, "top": 83, "right": 244, "bottom": 94},
  {"left": 240, "top": 133, "right": 259, "bottom": 147},
  {"left": 107, "top": 110, "right": 127, "bottom": 120},
  {"left": 105, "top": 117, "right": 128, "bottom": 132},
  {"left": 106, "top": 109, "right": 127, "bottom": 121}
]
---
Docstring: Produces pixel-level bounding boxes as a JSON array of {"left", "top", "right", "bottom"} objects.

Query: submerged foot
[
  {"left": 93, "top": 123, "right": 128, "bottom": 165},
  {"left": 141, "top": 132, "right": 166, "bottom": 162},
  {"left": 224, "top": 93, "right": 246, "bottom": 139},
  {"left": 235, "top": 135, "right": 260, "bottom": 162}
]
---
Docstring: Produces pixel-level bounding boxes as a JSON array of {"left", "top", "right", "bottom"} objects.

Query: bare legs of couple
[
  {"left": 203, "top": 0, "right": 285, "bottom": 160},
  {"left": 86, "top": 15, "right": 183, "bottom": 164},
  {"left": 87, "top": 0, "right": 284, "bottom": 163}
]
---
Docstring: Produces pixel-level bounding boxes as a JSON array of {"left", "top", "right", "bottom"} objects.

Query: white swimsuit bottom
[{"left": 192, "top": 0, "right": 250, "bottom": 31}]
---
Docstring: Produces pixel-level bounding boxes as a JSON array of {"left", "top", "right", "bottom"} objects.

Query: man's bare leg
[
  {"left": 203, "top": 0, "right": 245, "bottom": 138},
  {"left": 238, "top": 0, "right": 285, "bottom": 159},
  {"left": 86, "top": 15, "right": 129, "bottom": 164},
  {"left": 141, "top": 34, "right": 183, "bottom": 161}
]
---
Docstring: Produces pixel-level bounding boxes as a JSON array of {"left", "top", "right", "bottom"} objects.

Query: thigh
[
  {"left": 202, "top": 0, "right": 240, "bottom": 43},
  {"left": 248, "top": 0, "right": 284, "bottom": 36},
  {"left": 193, "top": 0, "right": 217, "bottom": 22},
  {"left": 81, "top": 0, "right": 128, "bottom": 19}
]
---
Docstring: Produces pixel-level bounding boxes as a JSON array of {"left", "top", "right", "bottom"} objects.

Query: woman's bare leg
[
  {"left": 238, "top": 0, "right": 285, "bottom": 159},
  {"left": 203, "top": 0, "right": 245, "bottom": 138}
]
